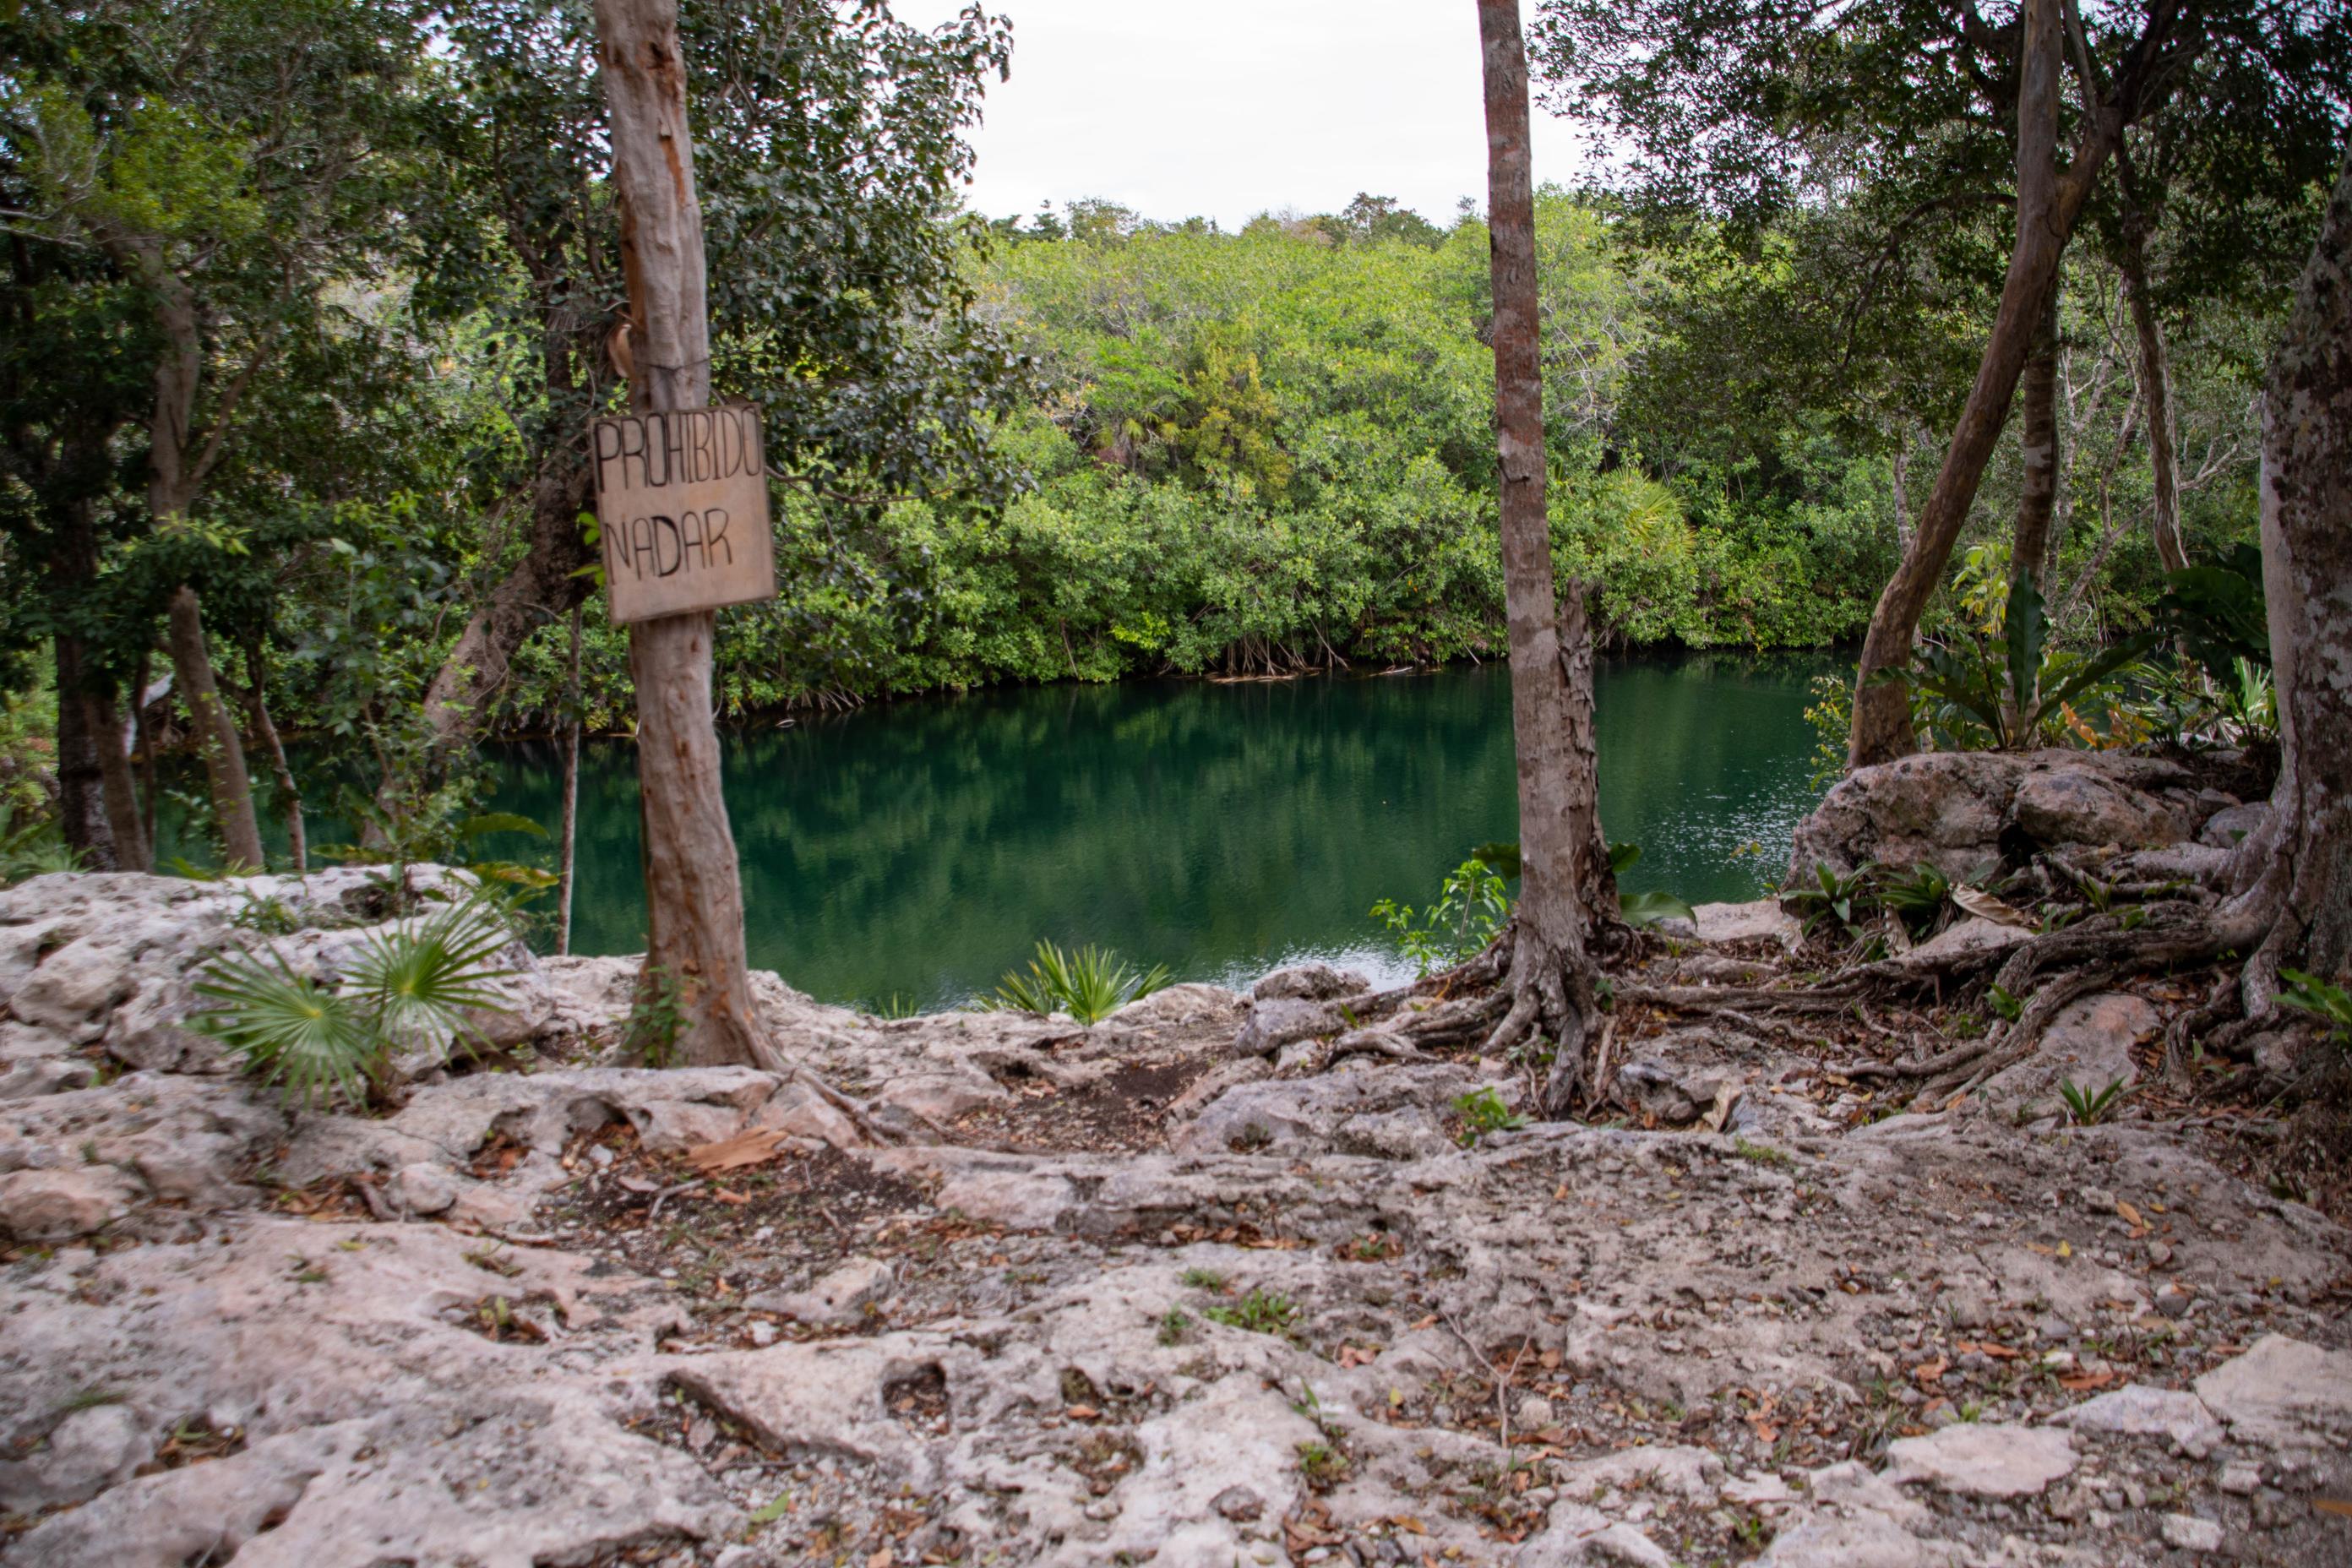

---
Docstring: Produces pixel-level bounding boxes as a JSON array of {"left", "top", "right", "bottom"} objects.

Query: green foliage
[
  {"left": 2155, "top": 545, "right": 2271, "bottom": 681},
  {"left": 626, "top": 966, "right": 688, "bottom": 1070},
  {"left": 2056, "top": 1077, "right": 2132, "bottom": 1127},
  {"left": 1179, "top": 1267, "right": 1228, "bottom": 1291},
  {"left": 1876, "top": 577, "right": 2159, "bottom": 752},
  {"left": 0, "top": 808, "right": 79, "bottom": 886},
  {"left": 1156, "top": 1307, "right": 1192, "bottom": 1347},
  {"left": 1879, "top": 863, "right": 1952, "bottom": 937},
  {"left": 190, "top": 894, "right": 517, "bottom": 1107},
  {"left": 2277, "top": 970, "right": 2352, "bottom": 1050},
  {"left": 1451, "top": 1086, "right": 1527, "bottom": 1146},
  {"left": 1372, "top": 858, "right": 1511, "bottom": 977},
  {"left": 1202, "top": 1288, "right": 1300, "bottom": 1337},
  {"left": 983, "top": 939, "right": 1170, "bottom": 1026}
]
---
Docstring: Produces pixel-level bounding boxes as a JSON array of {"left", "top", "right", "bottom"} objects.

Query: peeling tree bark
[
  {"left": 90, "top": 689, "right": 147, "bottom": 872},
  {"left": 165, "top": 586, "right": 266, "bottom": 872},
  {"left": 594, "top": 0, "right": 768, "bottom": 1069},
  {"left": 2231, "top": 151, "right": 2352, "bottom": 988},
  {"left": 1478, "top": 0, "right": 1609, "bottom": 1116}
]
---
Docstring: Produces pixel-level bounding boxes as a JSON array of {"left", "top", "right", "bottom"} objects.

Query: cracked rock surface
[{"left": 0, "top": 872, "right": 2347, "bottom": 1566}]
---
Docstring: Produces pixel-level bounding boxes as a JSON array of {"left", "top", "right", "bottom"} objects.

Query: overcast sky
[{"left": 890, "top": 1, "right": 1592, "bottom": 230}]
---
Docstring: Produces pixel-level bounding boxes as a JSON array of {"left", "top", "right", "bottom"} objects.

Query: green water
[{"left": 469, "top": 654, "right": 1832, "bottom": 1009}]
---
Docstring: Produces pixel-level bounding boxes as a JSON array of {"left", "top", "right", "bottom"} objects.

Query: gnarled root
[{"left": 1463, "top": 922, "right": 1596, "bottom": 1120}]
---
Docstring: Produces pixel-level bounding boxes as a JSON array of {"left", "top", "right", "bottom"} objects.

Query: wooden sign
[{"left": 591, "top": 403, "right": 776, "bottom": 623}]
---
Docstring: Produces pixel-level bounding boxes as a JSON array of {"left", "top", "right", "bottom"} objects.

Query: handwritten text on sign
[{"left": 591, "top": 404, "right": 777, "bottom": 624}]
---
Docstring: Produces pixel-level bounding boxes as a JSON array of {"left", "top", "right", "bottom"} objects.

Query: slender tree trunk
[
  {"left": 2121, "top": 236, "right": 2189, "bottom": 574},
  {"left": 2230, "top": 152, "right": 2352, "bottom": 987},
  {"left": 1889, "top": 434, "right": 1913, "bottom": 553},
  {"left": 131, "top": 651, "right": 158, "bottom": 861},
  {"left": 594, "top": 0, "right": 767, "bottom": 1068},
  {"left": 1848, "top": 0, "right": 2121, "bottom": 766},
  {"left": 91, "top": 688, "right": 147, "bottom": 872},
  {"left": 556, "top": 607, "right": 583, "bottom": 956},
  {"left": 164, "top": 586, "right": 266, "bottom": 871},
  {"left": 242, "top": 640, "right": 305, "bottom": 874},
  {"left": 2012, "top": 293, "right": 2061, "bottom": 596},
  {"left": 52, "top": 635, "right": 119, "bottom": 870},
  {"left": 1478, "top": 0, "right": 1609, "bottom": 1116}
]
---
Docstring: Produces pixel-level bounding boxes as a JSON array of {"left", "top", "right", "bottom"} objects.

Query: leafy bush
[
  {"left": 2278, "top": 969, "right": 2352, "bottom": 1049},
  {"left": 0, "top": 810, "right": 79, "bottom": 887},
  {"left": 190, "top": 894, "right": 518, "bottom": 1107},
  {"left": 1876, "top": 576, "right": 2156, "bottom": 752},
  {"left": 1201, "top": 1287, "right": 1300, "bottom": 1337},
  {"left": 983, "top": 939, "right": 1171, "bottom": 1025},
  {"left": 1452, "top": 1086, "right": 1526, "bottom": 1145},
  {"left": 1372, "top": 857, "right": 1511, "bottom": 976}
]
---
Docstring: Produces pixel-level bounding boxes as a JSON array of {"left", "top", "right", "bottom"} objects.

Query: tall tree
[
  {"left": 1477, "top": 0, "right": 1612, "bottom": 1116},
  {"left": 2227, "top": 150, "right": 2352, "bottom": 994},
  {"left": 592, "top": 0, "right": 765, "bottom": 1068},
  {"left": 404, "top": 0, "right": 1019, "bottom": 784},
  {"left": 1534, "top": 0, "right": 2349, "bottom": 765}
]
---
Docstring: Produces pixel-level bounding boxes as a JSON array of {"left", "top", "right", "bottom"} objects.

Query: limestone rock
[
  {"left": 1170, "top": 1063, "right": 1478, "bottom": 1157},
  {"left": 2159, "top": 1513, "right": 2224, "bottom": 1553},
  {"left": 8, "top": 934, "right": 133, "bottom": 1039},
  {"left": 0, "top": 1164, "right": 140, "bottom": 1240},
  {"left": 752, "top": 1255, "right": 895, "bottom": 1326},
  {"left": 1250, "top": 962, "right": 1369, "bottom": 1002},
  {"left": 1981, "top": 991, "right": 2158, "bottom": 1111},
  {"left": 1550, "top": 1444, "right": 1724, "bottom": 1505},
  {"left": 1790, "top": 749, "right": 2201, "bottom": 884},
  {"left": 1115, "top": 981, "right": 1247, "bottom": 1027},
  {"left": 2199, "top": 799, "right": 2268, "bottom": 848},
  {"left": 0, "top": 1401, "right": 148, "bottom": 1511},
  {"left": 2191, "top": 1334, "right": 2352, "bottom": 1446},
  {"left": 386, "top": 1161, "right": 459, "bottom": 1216},
  {"left": 1233, "top": 995, "right": 1331, "bottom": 1058},
  {"left": 1692, "top": 899, "right": 1799, "bottom": 947},
  {"left": 1883, "top": 1423, "right": 2077, "bottom": 1497},
  {"left": 1515, "top": 1501, "right": 1674, "bottom": 1566},
  {"left": 2047, "top": 1383, "right": 2224, "bottom": 1457}
]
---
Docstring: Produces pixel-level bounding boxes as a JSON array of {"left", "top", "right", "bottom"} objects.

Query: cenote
[{"left": 461, "top": 652, "right": 1834, "bottom": 1010}]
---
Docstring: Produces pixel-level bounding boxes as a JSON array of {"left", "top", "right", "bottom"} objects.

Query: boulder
[
  {"left": 0, "top": 1401, "right": 149, "bottom": 1511},
  {"left": 1170, "top": 1063, "right": 1482, "bottom": 1157},
  {"left": 1790, "top": 749, "right": 2208, "bottom": 885},
  {"left": 2199, "top": 799, "right": 2268, "bottom": 849}
]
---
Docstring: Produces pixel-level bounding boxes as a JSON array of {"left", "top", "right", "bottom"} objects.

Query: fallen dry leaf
[
  {"left": 2115, "top": 1200, "right": 2144, "bottom": 1228},
  {"left": 684, "top": 1127, "right": 792, "bottom": 1174},
  {"left": 2058, "top": 1370, "right": 2118, "bottom": 1392},
  {"left": 1064, "top": 1404, "right": 1099, "bottom": 1421},
  {"left": 1912, "top": 1357, "right": 1949, "bottom": 1386}
]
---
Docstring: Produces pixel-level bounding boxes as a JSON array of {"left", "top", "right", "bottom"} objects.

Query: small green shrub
[
  {"left": 1296, "top": 1439, "right": 1348, "bottom": 1487},
  {"left": 983, "top": 939, "right": 1171, "bottom": 1025},
  {"left": 190, "top": 895, "right": 517, "bottom": 1107},
  {"left": 0, "top": 810, "right": 79, "bottom": 887},
  {"left": 1451, "top": 1086, "right": 1526, "bottom": 1145},
  {"left": 1372, "top": 857, "right": 1511, "bottom": 976},
  {"left": 2056, "top": 1076, "right": 2130, "bottom": 1126},
  {"left": 626, "top": 966, "right": 688, "bottom": 1068},
  {"left": 2278, "top": 969, "right": 2352, "bottom": 1048},
  {"left": 1202, "top": 1287, "right": 1299, "bottom": 1337},
  {"left": 1732, "top": 1136, "right": 1793, "bottom": 1167},
  {"left": 1179, "top": 1266, "right": 1228, "bottom": 1291},
  {"left": 1156, "top": 1306, "right": 1192, "bottom": 1346}
]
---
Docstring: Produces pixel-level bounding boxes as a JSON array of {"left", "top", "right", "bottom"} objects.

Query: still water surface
[{"left": 476, "top": 654, "right": 1832, "bottom": 1010}]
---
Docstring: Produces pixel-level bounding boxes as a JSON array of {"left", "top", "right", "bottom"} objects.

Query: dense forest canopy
[{"left": 0, "top": 0, "right": 2340, "bottom": 874}]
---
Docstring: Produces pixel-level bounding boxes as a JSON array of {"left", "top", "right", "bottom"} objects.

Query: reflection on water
[{"left": 473, "top": 654, "right": 1834, "bottom": 1010}]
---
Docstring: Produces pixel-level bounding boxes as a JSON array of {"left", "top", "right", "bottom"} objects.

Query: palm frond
[{"left": 189, "top": 949, "right": 381, "bottom": 1108}]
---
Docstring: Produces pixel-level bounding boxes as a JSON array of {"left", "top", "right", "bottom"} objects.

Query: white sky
[{"left": 890, "top": 1, "right": 1591, "bottom": 231}]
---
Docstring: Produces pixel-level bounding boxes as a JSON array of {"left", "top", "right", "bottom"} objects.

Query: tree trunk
[
  {"left": 2011, "top": 294, "right": 2061, "bottom": 596},
  {"left": 556, "top": 607, "right": 584, "bottom": 956},
  {"left": 131, "top": 652, "right": 159, "bottom": 861},
  {"left": 164, "top": 585, "right": 266, "bottom": 871},
  {"left": 410, "top": 454, "right": 596, "bottom": 765},
  {"left": 52, "top": 635, "right": 119, "bottom": 870},
  {"left": 594, "top": 0, "right": 768, "bottom": 1069},
  {"left": 1889, "top": 434, "right": 1913, "bottom": 553},
  {"left": 90, "top": 688, "right": 148, "bottom": 872},
  {"left": 1847, "top": 0, "right": 2120, "bottom": 766},
  {"left": 1478, "top": 0, "right": 1606, "bottom": 1115},
  {"left": 242, "top": 639, "right": 305, "bottom": 874},
  {"left": 2121, "top": 230, "right": 2189, "bottom": 574},
  {"left": 2232, "top": 151, "right": 2352, "bottom": 986}
]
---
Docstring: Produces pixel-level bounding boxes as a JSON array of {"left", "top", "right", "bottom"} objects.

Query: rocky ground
[{"left": 1, "top": 751, "right": 2349, "bottom": 1567}]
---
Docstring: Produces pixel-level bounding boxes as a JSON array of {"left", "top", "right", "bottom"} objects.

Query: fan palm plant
[
  {"left": 983, "top": 939, "right": 1171, "bottom": 1026},
  {"left": 191, "top": 894, "right": 518, "bottom": 1107}
]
